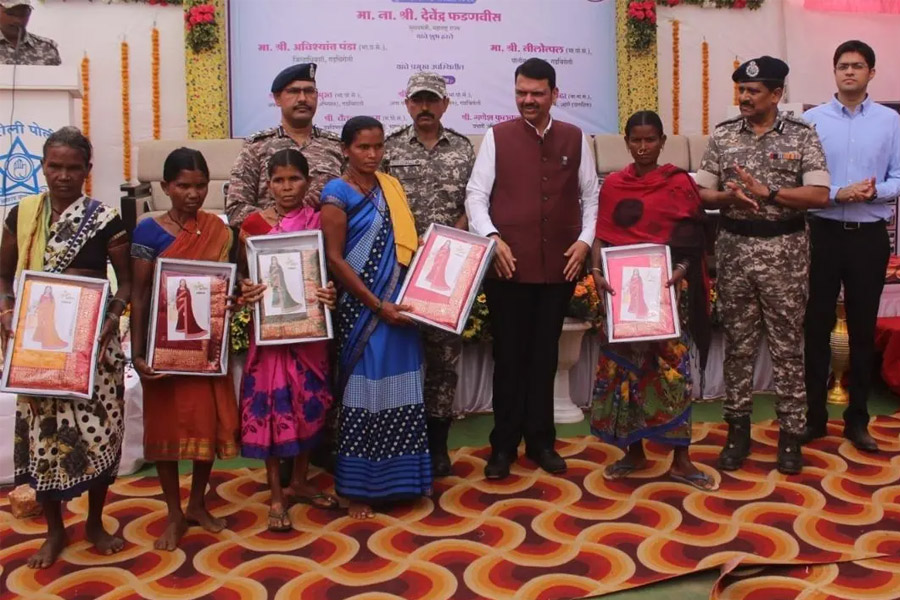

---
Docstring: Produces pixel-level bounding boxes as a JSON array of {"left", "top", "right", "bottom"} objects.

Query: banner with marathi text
[{"left": 228, "top": 0, "right": 618, "bottom": 137}]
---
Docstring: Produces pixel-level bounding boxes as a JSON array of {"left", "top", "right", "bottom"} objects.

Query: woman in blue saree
[{"left": 320, "top": 116, "right": 431, "bottom": 519}]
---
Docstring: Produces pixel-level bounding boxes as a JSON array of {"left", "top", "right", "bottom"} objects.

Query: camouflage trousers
[
  {"left": 423, "top": 328, "right": 462, "bottom": 419},
  {"left": 717, "top": 229, "right": 809, "bottom": 434}
]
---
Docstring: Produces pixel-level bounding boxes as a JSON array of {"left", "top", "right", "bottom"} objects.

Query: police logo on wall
[{"left": 1, "top": 123, "right": 49, "bottom": 207}]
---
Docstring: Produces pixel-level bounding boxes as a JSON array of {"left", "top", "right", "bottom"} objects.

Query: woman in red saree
[
  {"left": 626, "top": 269, "right": 649, "bottom": 319},
  {"left": 425, "top": 240, "right": 452, "bottom": 290},
  {"left": 591, "top": 111, "right": 716, "bottom": 491},
  {"left": 175, "top": 279, "right": 206, "bottom": 335},
  {"left": 130, "top": 148, "right": 240, "bottom": 551}
]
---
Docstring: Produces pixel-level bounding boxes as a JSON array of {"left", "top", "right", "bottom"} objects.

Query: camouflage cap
[
  {"left": 406, "top": 72, "right": 447, "bottom": 99},
  {"left": 0, "top": 0, "right": 32, "bottom": 8}
]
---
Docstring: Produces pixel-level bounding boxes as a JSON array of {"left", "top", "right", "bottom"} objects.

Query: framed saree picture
[
  {"left": 245, "top": 231, "right": 333, "bottom": 345},
  {"left": 396, "top": 224, "right": 496, "bottom": 334},
  {"left": 1, "top": 271, "right": 109, "bottom": 399},
  {"left": 600, "top": 243, "right": 680, "bottom": 343},
  {"left": 147, "top": 258, "right": 237, "bottom": 376}
]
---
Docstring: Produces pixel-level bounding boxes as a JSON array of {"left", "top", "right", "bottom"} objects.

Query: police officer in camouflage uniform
[
  {"left": 695, "top": 56, "right": 830, "bottom": 475},
  {"left": 0, "top": 0, "right": 60, "bottom": 66},
  {"left": 383, "top": 72, "right": 475, "bottom": 477},
  {"left": 226, "top": 63, "right": 342, "bottom": 228}
]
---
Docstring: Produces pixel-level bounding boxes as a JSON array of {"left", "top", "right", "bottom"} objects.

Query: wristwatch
[{"left": 767, "top": 186, "right": 780, "bottom": 203}]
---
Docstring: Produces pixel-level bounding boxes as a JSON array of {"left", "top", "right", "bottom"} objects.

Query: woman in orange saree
[
  {"left": 130, "top": 148, "right": 239, "bottom": 551},
  {"left": 32, "top": 286, "right": 69, "bottom": 349}
]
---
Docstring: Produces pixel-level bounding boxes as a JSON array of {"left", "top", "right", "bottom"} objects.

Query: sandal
[
  {"left": 603, "top": 458, "right": 647, "bottom": 480},
  {"left": 267, "top": 507, "right": 292, "bottom": 532},
  {"left": 669, "top": 470, "right": 719, "bottom": 492},
  {"left": 293, "top": 492, "right": 340, "bottom": 510}
]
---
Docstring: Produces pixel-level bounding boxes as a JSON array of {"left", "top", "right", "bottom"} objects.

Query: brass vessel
[{"left": 827, "top": 301, "right": 850, "bottom": 405}]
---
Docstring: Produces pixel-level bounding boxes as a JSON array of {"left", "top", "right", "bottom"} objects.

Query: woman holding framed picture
[
  {"left": 320, "top": 116, "right": 431, "bottom": 520},
  {"left": 590, "top": 111, "right": 717, "bottom": 491},
  {"left": 237, "top": 148, "right": 339, "bottom": 531},
  {"left": 0, "top": 127, "right": 131, "bottom": 568},
  {"left": 130, "top": 148, "right": 240, "bottom": 551}
]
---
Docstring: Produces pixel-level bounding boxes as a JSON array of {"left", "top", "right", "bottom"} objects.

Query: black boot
[
  {"left": 777, "top": 431, "right": 803, "bottom": 475},
  {"left": 717, "top": 415, "right": 751, "bottom": 471},
  {"left": 427, "top": 417, "right": 452, "bottom": 478}
]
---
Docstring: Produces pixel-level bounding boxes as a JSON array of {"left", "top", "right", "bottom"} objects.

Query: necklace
[{"left": 167, "top": 210, "right": 201, "bottom": 236}]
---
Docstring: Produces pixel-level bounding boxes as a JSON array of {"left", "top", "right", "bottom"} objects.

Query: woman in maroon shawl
[{"left": 590, "top": 111, "right": 717, "bottom": 491}]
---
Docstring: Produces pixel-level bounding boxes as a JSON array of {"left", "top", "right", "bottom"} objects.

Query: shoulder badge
[
  {"left": 246, "top": 127, "right": 278, "bottom": 143},
  {"left": 714, "top": 115, "right": 743, "bottom": 129},
  {"left": 314, "top": 126, "right": 341, "bottom": 142},
  {"left": 444, "top": 127, "right": 473, "bottom": 146},
  {"left": 385, "top": 124, "right": 412, "bottom": 140},
  {"left": 781, "top": 113, "right": 812, "bottom": 129},
  {"left": 29, "top": 33, "right": 58, "bottom": 48}
]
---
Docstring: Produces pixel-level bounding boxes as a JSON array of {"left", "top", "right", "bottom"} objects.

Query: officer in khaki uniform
[
  {"left": 226, "top": 63, "right": 342, "bottom": 228},
  {"left": 695, "top": 56, "right": 830, "bottom": 475},
  {"left": 383, "top": 72, "right": 475, "bottom": 477},
  {"left": 0, "top": 0, "right": 60, "bottom": 66}
]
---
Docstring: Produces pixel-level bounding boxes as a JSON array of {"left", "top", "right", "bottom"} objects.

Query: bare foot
[
  {"left": 348, "top": 502, "right": 374, "bottom": 520},
  {"left": 185, "top": 505, "right": 226, "bottom": 533},
  {"left": 85, "top": 521, "right": 124, "bottom": 556},
  {"left": 154, "top": 515, "right": 188, "bottom": 551},
  {"left": 27, "top": 529, "right": 68, "bottom": 569}
]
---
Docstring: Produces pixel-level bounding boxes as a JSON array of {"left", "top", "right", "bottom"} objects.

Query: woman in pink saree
[
  {"left": 425, "top": 240, "right": 452, "bottom": 291},
  {"left": 238, "top": 149, "right": 337, "bottom": 532}
]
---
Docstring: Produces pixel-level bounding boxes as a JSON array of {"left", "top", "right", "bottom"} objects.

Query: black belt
[
  {"left": 809, "top": 215, "right": 887, "bottom": 231},
  {"left": 719, "top": 216, "right": 806, "bottom": 238}
]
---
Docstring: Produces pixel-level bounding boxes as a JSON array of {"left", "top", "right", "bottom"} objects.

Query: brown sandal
[{"left": 267, "top": 508, "right": 292, "bottom": 532}]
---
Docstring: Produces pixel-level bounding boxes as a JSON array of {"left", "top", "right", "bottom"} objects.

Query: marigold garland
[
  {"left": 701, "top": 40, "right": 709, "bottom": 135},
  {"left": 671, "top": 19, "right": 680, "bottom": 135},
  {"left": 80, "top": 54, "right": 92, "bottom": 196},
  {"left": 733, "top": 57, "right": 740, "bottom": 105},
  {"left": 152, "top": 27, "right": 161, "bottom": 140},
  {"left": 121, "top": 40, "right": 131, "bottom": 182}
]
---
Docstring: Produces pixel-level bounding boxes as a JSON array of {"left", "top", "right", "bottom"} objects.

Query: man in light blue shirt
[{"left": 802, "top": 40, "right": 900, "bottom": 453}]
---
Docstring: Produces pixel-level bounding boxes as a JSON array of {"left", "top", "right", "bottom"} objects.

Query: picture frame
[
  {"left": 600, "top": 243, "right": 681, "bottom": 343},
  {"left": 1, "top": 271, "right": 110, "bottom": 399},
  {"left": 396, "top": 224, "right": 496, "bottom": 334},
  {"left": 245, "top": 231, "right": 333, "bottom": 345},
  {"left": 147, "top": 258, "right": 237, "bottom": 376}
]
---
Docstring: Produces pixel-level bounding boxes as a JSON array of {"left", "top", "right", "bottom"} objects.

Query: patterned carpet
[
  {"left": 2, "top": 414, "right": 900, "bottom": 600},
  {"left": 711, "top": 556, "right": 900, "bottom": 600}
]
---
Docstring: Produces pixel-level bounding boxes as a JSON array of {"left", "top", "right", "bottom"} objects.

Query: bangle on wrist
[
  {"left": 1, "top": 308, "right": 12, "bottom": 317},
  {"left": 374, "top": 299, "right": 383, "bottom": 315},
  {"left": 590, "top": 267, "right": 603, "bottom": 275},
  {"left": 106, "top": 311, "right": 120, "bottom": 323}
]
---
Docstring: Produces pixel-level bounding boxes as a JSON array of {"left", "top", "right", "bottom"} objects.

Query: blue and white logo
[{"left": 1, "top": 122, "right": 50, "bottom": 207}]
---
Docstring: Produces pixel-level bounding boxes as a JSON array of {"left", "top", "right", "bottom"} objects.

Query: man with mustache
[
  {"left": 802, "top": 40, "right": 900, "bottom": 453},
  {"left": 0, "top": 0, "right": 60, "bottom": 66},
  {"left": 383, "top": 72, "right": 474, "bottom": 477},
  {"left": 466, "top": 58, "right": 599, "bottom": 480},
  {"left": 225, "top": 63, "right": 342, "bottom": 478},
  {"left": 695, "top": 56, "right": 830, "bottom": 475},
  {"left": 226, "top": 63, "right": 342, "bottom": 228}
]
